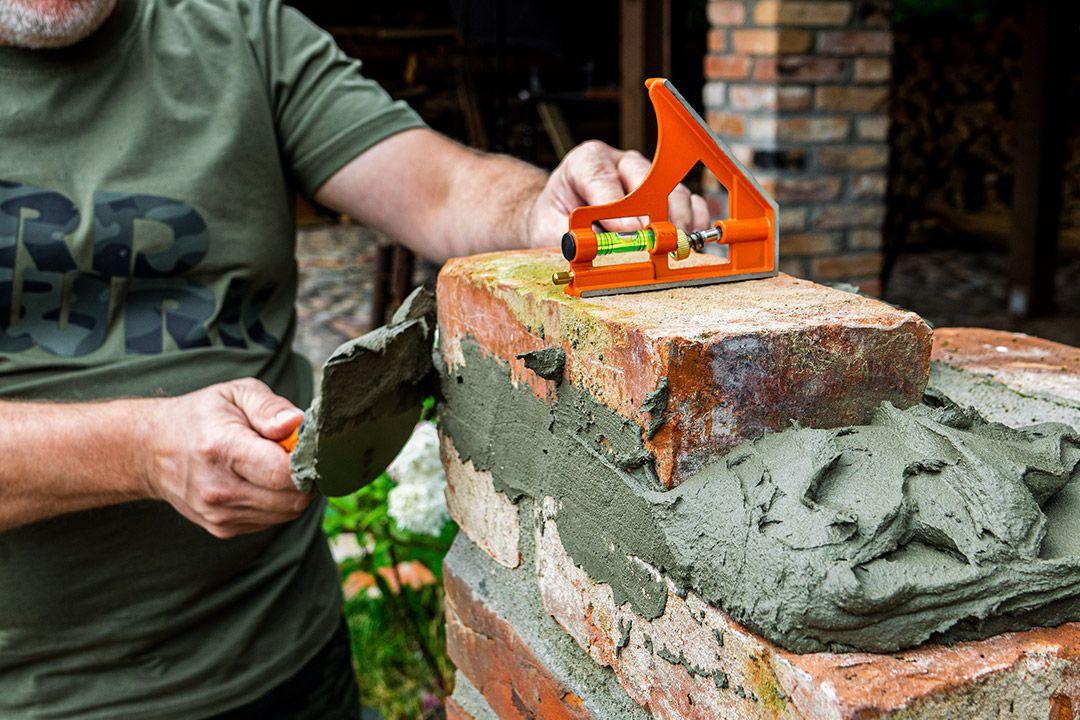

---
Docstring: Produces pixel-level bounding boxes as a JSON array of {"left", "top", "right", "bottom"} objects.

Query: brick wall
[{"left": 704, "top": 0, "right": 892, "bottom": 295}]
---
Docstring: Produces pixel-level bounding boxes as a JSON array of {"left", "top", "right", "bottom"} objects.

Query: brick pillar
[{"left": 704, "top": 0, "right": 892, "bottom": 295}]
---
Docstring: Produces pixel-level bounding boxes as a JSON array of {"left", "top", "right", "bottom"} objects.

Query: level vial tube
[{"left": 594, "top": 229, "right": 654, "bottom": 256}]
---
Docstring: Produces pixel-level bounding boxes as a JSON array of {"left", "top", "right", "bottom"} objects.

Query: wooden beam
[
  {"left": 1008, "top": 0, "right": 1069, "bottom": 317},
  {"left": 620, "top": 0, "right": 671, "bottom": 153}
]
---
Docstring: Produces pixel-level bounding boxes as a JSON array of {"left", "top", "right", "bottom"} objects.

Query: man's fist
[
  {"left": 526, "top": 140, "right": 711, "bottom": 248},
  {"left": 139, "top": 378, "right": 311, "bottom": 539}
]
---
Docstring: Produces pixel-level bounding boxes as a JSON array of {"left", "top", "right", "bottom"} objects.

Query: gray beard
[{"left": 0, "top": 0, "right": 119, "bottom": 49}]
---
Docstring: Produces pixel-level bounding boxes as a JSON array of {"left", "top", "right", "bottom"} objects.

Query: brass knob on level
[
  {"left": 552, "top": 271, "right": 572, "bottom": 286},
  {"left": 669, "top": 231, "right": 691, "bottom": 261}
]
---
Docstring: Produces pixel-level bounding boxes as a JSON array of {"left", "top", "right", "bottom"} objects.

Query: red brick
[
  {"left": 849, "top": 227, "right": 884, "bottom": 248},
  {"left": 732, "top": 28, "right": 813, "bottom": 54},
  {"left": 817, "top": 30, "right": 893, "bottom": 55},
  {"left": 706, "top": 28, "right": 727, "bottom": 52},
  {"left": 814, "top": 203, "right": 886, "bottom": 228},
  {"left": 779, "top": 256, "right": 807, "bottom": 276},
  {"left": 817, "top": 144, "right": 888, "bottom": 169},
  {"left": 706, "top": 110, "right": 746, "bottom": 137},
  {"left": 815, "top": 85, "right": 889, "bottom": 112},
  {"left": 438, "top": 250, "right": 930, "bottom": 488},
  {"left": 854, "top": 57, "right": 892, "bottom": 82},
  {"left": 753, "top": 0, "right": 853, "bottom": 26},
  {"left": 752, "top": 147, "right": 807, "bottom": 171},
  {"left": 729, "top": 84, "right": 812, "bottom": 111},
  {"left": 775, "top": 116, "right": 851, "bottom": 142},
  {"left": 781, "top": 232, "right": 842, "bottom": 255},
  {"left": 705, "top": 54, "right": 752, "bottom": 80},
  {"left": 857, "top": 115, "right": 890, "bottom": 140},
  {"left": 811, "top": 251, "right": 883, "bottom": 279},
  {"left": 780, "top": 205, "right": 809, "bottom": 231},
  {"left": 707, "top": 0, "right": 746, "bottom": 26},
  {"left": 444, "top": 565, "right": 594, "bottom": 720},
  {"left": 855, "top": 277, "right": 882, "bottom": 297},
  {"left": 851, "top": 173, "right": 888, "bottom": 199},
  {"left": 445, "top": 698, "right": 473, "bottom": 720},
  {"left": 774, "top": 176, "right": 843, "bottom": 202},
  {"left": 754, "top": 56, "right": 848, "bottom": 82}
]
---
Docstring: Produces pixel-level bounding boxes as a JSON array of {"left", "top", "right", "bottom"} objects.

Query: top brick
[
  {"left": 753, "top": 0, "right": 853, "bottom": 26},
  {"left": 437, "top": 249, "right": 931, "bottom": 488}
]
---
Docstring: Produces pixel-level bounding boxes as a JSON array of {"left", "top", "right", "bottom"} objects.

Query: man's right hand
[{"left": 140, "top": 378, "right": 312, "bottom": 539}]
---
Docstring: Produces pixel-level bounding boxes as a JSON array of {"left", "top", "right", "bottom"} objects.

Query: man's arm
[
  {"left": 0, "top": 379, "right": 311, "bottom": 536},
  {"left": 313, "top": 128, "right": 711, "bottom": 262}
]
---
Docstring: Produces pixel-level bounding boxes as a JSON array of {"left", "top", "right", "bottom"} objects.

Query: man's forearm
[{"left": 0, "top": 399, "right": 151, "bottom": 531}]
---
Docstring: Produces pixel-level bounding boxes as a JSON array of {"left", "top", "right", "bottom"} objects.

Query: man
[{"left": 0, "top": 0, "right": 709, "bottom": 717}]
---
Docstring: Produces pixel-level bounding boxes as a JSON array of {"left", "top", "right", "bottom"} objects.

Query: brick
[
  {"left": 729, "top": 84, "right": 812, "bottom": 111},
  {"left": 856, "top": 115, "right": 890, "bottom": 140},
  {"left": 781, "top": 232, "right": 842, "bottom": 255},
  {"left": 438, "top": 249, "right": 930, "bottom": 488},
  {"left": 815, "top": 85, "right": 889, "bottom": 112},
  {"left": 705, "top": 54, "right": 751, "bottom": 80},
  {"left": 854, "top": 57, "right": 892, "bottom": 82},
  {"left": 706, "top": 28, "right": 727, "bottom": 52},
  {"left": 702, "top": 81, "right": 726, "bottom": 107},
  {"left": 778, "top": 256, "right": 806, "bottom": 276},
  {"left": 707, "top": 0, "right": 746, "bottom": 26},
  {"left": 732, "top": 28, "right": 813, "bottom": 54},
  {"left": 855, "top": 277, "right": 882, "bottom": 297},
  {"left": 444, "top": 562, "right": 594, "bottom": 720},
  {"left": 535, "top": 492, "right": 1080, "bottom": 719},
  {"left": 851, "top": 173, "right": 888, "bottom": 199},
  {"left": 445, "top": 699, "right": 473, "bottom": 720},
  {"left": 752, "top": 147, "right": 807, "bottom": 171},
  {"left": 775, "top": 116, "right": 851, "bottom": 142},
  {"left": 849, "top": 227, "right": 884, "bottom": 248},
  {"left": 754, "top": 56, "right": 848, "bottom": 82},
  {"left": 811, "top": 251, "right": 883, "bottom": 279},
  {"left": 817, "top": 30, "right": 893, "bottom": 55},
  {"left": 814, "top": 203, "right": 886, "bottom": 228},
  {"left": 441, "top": 434, "right": 521, "bottom": 569},
  {"left": 705, "top": 110, "right": 746, "bottom": 137},
  {"left": 774, "top": 176, "right": 843, "bottom": 202},
  {"left": 753, "top": 0, "right": 853, "bottom": 26},
  {"left": 780, "top": 205, "right": 809, "bottom": 231},
  {"left": 817, "top": 144, "right": 888, "bottom": 169}
]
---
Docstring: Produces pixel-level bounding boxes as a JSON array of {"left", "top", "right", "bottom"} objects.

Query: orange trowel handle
[{"left": 278, "top": 424, "right": 301, "bottom": 453}]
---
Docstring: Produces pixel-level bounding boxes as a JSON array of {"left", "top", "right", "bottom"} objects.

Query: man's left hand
[{"left": 527, "top": 140, "right": 711, "bottom": 249}]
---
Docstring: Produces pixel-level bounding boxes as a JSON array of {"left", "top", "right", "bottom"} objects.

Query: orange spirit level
[{"left": 553, "top": 78, "right": 778, "bottom": 297}]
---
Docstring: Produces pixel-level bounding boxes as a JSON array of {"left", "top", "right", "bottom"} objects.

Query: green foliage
[
  {"left": 893, "top": 0, "right": 1019, "bottom": 24},
  {"left": 324, "top": 471, "right": 457, "bottom": 720}
]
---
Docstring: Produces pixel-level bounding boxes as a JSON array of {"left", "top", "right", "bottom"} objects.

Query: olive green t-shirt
[{"left": 0, "top": 0, "right": 423, "bottom": 717}]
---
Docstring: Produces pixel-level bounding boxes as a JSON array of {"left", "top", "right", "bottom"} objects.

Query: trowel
[{"left": 282, "top": 287, "right": 437, "bottom": 497}]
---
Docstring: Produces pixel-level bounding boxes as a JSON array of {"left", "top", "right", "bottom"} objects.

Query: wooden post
[
  {"left": 620, "top": 0, "right": 671, "bottom": 153},
  {"left": 1008, "top": 0, "right": 1068, "bottom": 317}
]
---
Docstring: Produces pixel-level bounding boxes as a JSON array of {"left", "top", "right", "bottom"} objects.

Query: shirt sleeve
[{"left": 244, "top": 0, "right": 426, "bottom": 198}]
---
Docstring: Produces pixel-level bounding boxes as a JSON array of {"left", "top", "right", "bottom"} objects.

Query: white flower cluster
[{"left": 386, "top": 422, "right": 449, "bottom": 537}]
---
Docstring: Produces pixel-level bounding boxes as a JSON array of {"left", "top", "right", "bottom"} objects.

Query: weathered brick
[
  {"left": 851, "top": 173, "right": 888, "bottom": 199},
  {"left": 705, "top": 54, "right": 752, "bottom": 80},
  {"left": 438, "top": 249, "right": 930, "bottom": 488},
  {"left": 729, "top": 84, "right": 812, "bottom": 111},
  {"left": 706, "top": 28, "right": 727, "bottom": 52},
  {"left": 702, "top": 81, "right": 726, "bottom": 108},
  {"left": 444, "top": 563, "right": 595, "bottom": 720},
  {"left": 811, "top": 251, "right": 883, "bottom": 279},
  {"left": 753, "top": 0, "right": 853, "bottom": 26},
  {"left": 775, "top": 116, "right": 851, "bottom": 142},
  {"left": 707, "top": 0, "right": 746, "bottom": 26},
  {"left": 817, "top": 30, "right": 893, "bottom": 55},
  {"left": 849, "top": 227, "right": 884, "bottom": 248},
  {"left": 854, "top": 57, "right": 892, "bottom": 82},
  {"left": 442, "top": 434, "right": 521, "bottom": 569},
  {"left": 780, "top": 205, "right": 809, "bottom": 231},
  {"left": 856, "top": 115, "right": 890, "bottom": 140},
  {"left": 774, "top": 176, "right": 843, "bottom": 202},
  {"left": 535, "top": 490, "right": 1080, "bottom": 719},
  {"left": 781, "top": 232, "right": 842, "bottom": 255},
  {"left": 706, "top": 110, "right": 746, "bottom": 137},
  {"left": 732, "top": 28, "right": 813, "bottom": 54},
  {"left": 814, "top": 203, "right": 886, "bottom": 228},
  {"left": 817, "top": 144, "right": 888, "bottom": 169},
  {"left": 815, "top": 85, "right": 889, "bottom": 112},
  {"left": 754, "top": 56, "right": 848, "bottom": 82}
]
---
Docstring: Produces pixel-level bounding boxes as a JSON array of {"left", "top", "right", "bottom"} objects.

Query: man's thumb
[{"left": 230, "top": 379, "right": 304, "bottom": 441}]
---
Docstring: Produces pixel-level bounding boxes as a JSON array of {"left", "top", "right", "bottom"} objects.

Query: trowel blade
[{"left": 290, "top": 287, "right": 437, "bottom": 497}]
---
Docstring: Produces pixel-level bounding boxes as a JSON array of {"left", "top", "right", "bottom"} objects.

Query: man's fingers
[
  {"left": 690, "top": 193, "right": 711, "bottom": 232},
  {"left": 668, "top": 184, "right": 695, "bottom": 231},
  {"left": 567, "top": 142, "right": 642, "bottom": 233},
  {"left": 225, "top": 378, "right": 303, "bottom": 441},
  {"left": 229, "top": 433, "right": 297, "bottom": 491}
]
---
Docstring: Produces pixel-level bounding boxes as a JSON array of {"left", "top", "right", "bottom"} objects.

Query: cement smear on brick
[{"left": 440, "top": 338, "right": 1080, "bottom": 653}]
